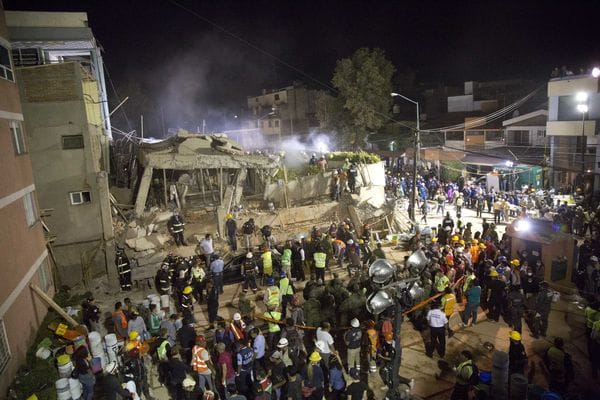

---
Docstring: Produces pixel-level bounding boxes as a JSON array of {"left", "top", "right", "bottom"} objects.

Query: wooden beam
[
  {"left": 163, "top": 168, "right": 168, "bottom": 207},
  {"left": 30, "top": 284, "right": 79, "bottom": 327}
]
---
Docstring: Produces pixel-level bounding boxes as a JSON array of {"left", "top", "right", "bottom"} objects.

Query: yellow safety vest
[
  {"left": 279, "top": 277, "right": 293, "bottom": 296},
  {"left": 435, "top": 275, "right": 449, "bottom": 292},
  {"left": 267, "top": 286, "right": 280, "bottom": 306},
  {"left": 441, "top": 293, "right": 456, "bottom": 317},
  {"left": 262, "top": 252, "right": 273, "bottom": 275},
  {"left": 264, "top": 311, "right": 281, "bottom": 333},
  {"left": 314, "top": 252, "right": 326, "bottom": 269}
]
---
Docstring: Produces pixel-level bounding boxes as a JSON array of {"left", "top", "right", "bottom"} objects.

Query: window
[
  {"left": 10, "top": 121, "right": 26, "bottom": 155},
  {"left": 274, "top": 120, "right": 280, "bottom": 128},
  {"left": 0, "top": 320, "right": 10, "bottom": 374},
  {"left": 70, "top": 191, "right": 91, "bottom": 205},
  {"left": 62, "top": 135, "right": 84, "bottom": 149},
  {"left": 537, "top": 130, "right": 545, "bottom": 137},
  {"left": 23, "top": 192, "right": 38, "bottom": 227},
  {"left": 38, "top": 258, "right": 52, "bottom": 292},
  {"left": 0, "top": 44, "right": 14, "bottom": 81},
  {"left": 268, "top": 120, "right": 273, "bottom": 128}
]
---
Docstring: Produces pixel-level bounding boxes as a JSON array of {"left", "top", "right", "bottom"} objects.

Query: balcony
[
  {"left": 546, "top": 120, "right": 596, "bottom": 136},
  {"left": 548, "top": 76, "right": 599, "bottom": 97}
]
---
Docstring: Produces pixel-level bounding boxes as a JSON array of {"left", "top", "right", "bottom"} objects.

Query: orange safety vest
[
  {"left": 367, "top": 328, "right": 378, "bottom": 355},
  {"left": 230, "top": 322, "right": 245, "bottom": 340},
  {"left": 191, "top": 345, "right": 209, "bottom": 373},
  {"left": 470, "top": 246, "right": 479, "bottom": 264}
]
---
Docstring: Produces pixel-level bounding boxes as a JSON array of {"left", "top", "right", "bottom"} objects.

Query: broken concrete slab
[
  {"left": 125, "top": 236, "right": 156, "bottom": 251},
  {"left": 136, "top": 251, "right": 166, "bottom": 267},
  {"left": 153, "top": 211, "right": 173, "bottom": 224},
  {"left": 148, "top": 233, "right": 170, "bottom": 247},
  {"left": 125, "top": 226, "right": 146, "bottom": 240},
  {"left": 128, "top": 221, "right": 137, "bottom": 228}
]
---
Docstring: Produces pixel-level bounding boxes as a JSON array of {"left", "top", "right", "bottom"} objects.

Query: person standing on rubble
[
  {"left": 168, "top": 210, "right": 187, "bottom": 246},
  {"left": 242, "top": 252, "right": 259, "bottom": 293},
  {"left": 115, "top": 245, "right": 132, "bottom": 291},
  {"left": 199, "top": 233, "right": 214, "bottom": 267},
  {"left": 225, "top": 213, "right": 238, "bottom": 252},
  {"left": 242, "top": 218, "right": 256, "bottom": 251},
  {"left": 292, "top": 238, "right": 306, "bottom": 282}
]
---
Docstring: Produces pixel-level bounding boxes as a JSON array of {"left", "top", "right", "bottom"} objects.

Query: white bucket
[
  {"left": 104, "top": 333, "right": 118, "bottom": 347},
  {"left": 58, "top": 361, "right": 73, "bottom": 379},
  {"left": 552, "top": 291, "right": 560, "bottom": 303},
  {"left": 160, "top": 294, "right": 170, "bottom": 309},
  {"left": 88, "top": 331, "right": 102, "bottom": 347},
  {"left": 69, "top": 378, "right": 82, "bottom": 399},
  {"left": 55, "top": 378, "right": 71, "bottom": 400}
]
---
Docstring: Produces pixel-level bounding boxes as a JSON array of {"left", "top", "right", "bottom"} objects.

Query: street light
[
  {"left": 391, "top": 92, "right": 420, "bottom": 222},
  {"left": 576, "top": 92, "right": 588, "bottom": 177},
  {"left": 592, "top": 67, "right": 600, "bottom": 78},
  {"left": 367, "top": 259, "right": 424, "bottom": 400}
]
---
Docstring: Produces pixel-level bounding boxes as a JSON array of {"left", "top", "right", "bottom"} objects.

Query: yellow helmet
[
  {"left": 472, "top": 239, "right": 478, "bottom": 244},
  {"left": 226, "top": 213, "right": 233, "bottom": 220},
  {"left": 459, "top": 240, "right": 465, "bottom": 245},
  {"left": 309, "top": 351, "right": 322, "bottom": 362},
  {"left": 511, "top": 259, "right": 520, "bottom": 267},
  {"left": 125, "top": 341, "right": 138, "bottom": 351},
  {"left": 452, "top": 235, "right": 459, "bottom": 241},
  {"left": 358, "top": 239, "right": 364, "bottom": 245},
  {"left": 479, "top": 243, "right": 486, "bottom": 249},
  {"left": 509, "top": 331, "right": 521, "bottom": 341},
  {"left": 431, "top": 237, "right": 438, "bottom": 243},
  {"left": 183, "top": 286, "right": 193, "bottom": 294},
  {"left": 128, "top": 331, "right": 139, "bottom": 341},
  {"left": 489, "top": 269, "right": 499, "bottom": 277}
]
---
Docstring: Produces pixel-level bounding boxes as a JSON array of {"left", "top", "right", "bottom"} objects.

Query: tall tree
[{"left": 317, "top": 48, "right": 395, "bottom": 149}]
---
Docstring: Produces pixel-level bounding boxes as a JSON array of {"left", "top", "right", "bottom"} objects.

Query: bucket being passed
[
  {"left": 104, "top": 334, "right": 118, "bottom": 347},
  {"left": 55, "top": 378, "right": 71, "bottom": 400},
  {"left": 88, "top": 331, "right": 102, "bottom": 347},
  {"left": 72, "top": 336, "right": 87, "bottom": 351},
  {"left": 160, "top": 294, "right": 170, "bottom": 309},
  {"left": 69, "top": 378, "right": 82, "bottom": 399}
]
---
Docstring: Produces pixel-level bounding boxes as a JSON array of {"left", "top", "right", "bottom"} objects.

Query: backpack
[{"left": 469, "top": 362, "right": 480, "bottom": 386}]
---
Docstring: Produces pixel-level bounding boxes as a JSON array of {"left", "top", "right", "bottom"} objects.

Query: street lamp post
[
  {"left": 367, "top": 259, "right": 424, "bottom": 400},
  {"left": 391, "top": 93, "right": 420, "bottom": 222},
  {"left": 576, "top": 92, "right": 589, "bottom": 179}
]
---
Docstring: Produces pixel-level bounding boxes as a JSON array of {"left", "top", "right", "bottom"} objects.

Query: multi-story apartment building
[
  {"left": 0, "top": 4, "right": 53, "bottom": 395},
  {"left": 546, "top": 72, "right": 600, "bottom": 191},
  {"left": 6, "top": 11, "right": 116, "bottom": 288},
  {"left": 244, "top": 83, "right": 319, "bottom": 143}
]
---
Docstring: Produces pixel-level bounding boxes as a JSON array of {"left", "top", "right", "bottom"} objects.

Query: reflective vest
[
  {"left": 116, "top": 255, "right": 131, "bottom": 274},
  {"left": 157, "top": 339, "right": 170, "bottom": 361},
  {"left": 585, "top": 307, "right": 600, "bottom": 329},
  {"left": 262, "top": 252, "right": 273, "bottom": 275},
  {"left": 279, "top": 277, "right": 293, "bottom": 297},
  {"left": 171, "top": 217, "right": 185, "bottom": 233},
  {"left": 238, "top": 346, "right": 254, "bottom": 371},
  {"left": 266, "top": 286, "right": 280, "bottom": 307},
  {"left": 367, "top": 328, "right": 378, "bottom": 355},
  {"left": 470, "top": 246, "right": 480, "bottom": 264},
  {"left": 191, "top": 266, "right": 205, "bottom": 280},
  {"left": 314, "top": 252, "right": 327, "bottom": 269},
  {"left": 281, "top": 249, "right": 292, "bottom": 267},
  {"left": 191, "top": 345, "right": 209, "bottom": 373},
  {"left": 441, "top": 293, "right": 456, "bottom": 317},
  {"left": 230, "top": 322, "right": 245, "bottom": 340},
  {"left": 113, "top": 310, "right": 127, "bottom": 329},
  {"left": 435, "top": 275, "right": 450, "bottom": 292},
  {"left": 463, "top": 273, "right": 476, "bottom": 292},
  {"left": 264, "top": 311, "right": 281, "bottom": 333},
  {"left": 456, "top": 359, "right": 474, "bottom": 385}
]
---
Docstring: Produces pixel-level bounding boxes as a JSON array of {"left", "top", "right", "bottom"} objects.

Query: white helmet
[
  {"left": 347, "top": 239, "right": 354, "bottom": 245},
  {"left": 233, "top": 313, "right": 242, "bottom": 321},
  {"left": 246, "top": 252, "right": 253, "bottom": 259},
  {"left": 350, "top": 318, "right": 360, "bottom": 328},
  {"left": 277, "top": 338, "right": 289, "bottom": 348}
]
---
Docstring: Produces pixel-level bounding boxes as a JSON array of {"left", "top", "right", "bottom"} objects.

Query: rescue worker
[
  {"left": 372, "top": 242, "right": 386, "bottom": 260},
  {"left": 441, "top": 287, "right": 456, "bottom": 337},
  {"left": 210, "top": 253, "right": 224, "bottom": 294},
  {"left": 366, "top": 320, "right": 378, "bottom": 373},
  {"left": 348, "top": 162, "right": 358, "bottom": 193},
  {"left": 190, "top": 260, "right": 206, "bottom": 303},
  {"left": 263, "top": 304, "right": 282, "bottom": 351},
  {"left": 280, "top": 241, "right": 292, "bottom": 278},
  {"left": 225, "top": 213, "right": 238, "bottom": 252},
  {"left": 115, "top": 246, "right": 132, "bottom": 291},
  {"left": 261, "top": 245, "right": 274, "bottom": 279},
  {"left": 242, "top": 252, "right": 259, "bottom": 293},
  {"left": 123, "top": 347, "right": 153, "bottom": 400},
  {"left": 508, "top": 330, "right": 527, "bottom": 376},
  {"left": 82, "top": 295, "right": 101, "bottom": 333},
  {"left": 237, "top": 292, "right": 256, "bottom": 325},
  {"left": 112, "top": 301, "right": 128, "bottom": 339},
  {"left": 260, "top": 224, "right": 274, "bottom": 248},
  {"left": 531, "top": 281, "right": 553, "bottom": 338},
  {"left": 102, "top": 361, "right": 134, "bottom": 400},
  {"left": 544, "top": 337, "right": 574, "bottom": 395},
  {"left": 313, "top": 244, "right": 327, "bottom": 282},
  {"left": 155, "top": 262, "right": 171, "bottom": 295},
  {"left": 191, "top": 335, "right": 215, "bottom": 392},
  {"left": 450, "top": 350, "right": 476, "bottom": 400},
  {"left": 236, "top": 339, "right": 255, "bottom": 398},
  {"left": 486, "top": 269, "right": 505, "bottom": 322},
  {"left": 179, "top": 285, "right": 194, "bottom": 320},
  {"left": 434, "top": 269, "right": 450, "bottom": 293},
  {"left": 242, "top": 218, "right": 255, "bottom": 250},
  {"left": 265, "top": 277, "right": 281, "bottom": 310},
  {"left": 230, "top": 313, "right": 246, "bottom": 341},
  {"left": 206, "top": 280, "right": 220, "bottom": 328},
  {"left": 507, "top": 285, "right": 525, "bottom": 333},
  {"left": 344, "top": 318, "right": 362, "bottom": 371},
  {"left": 278, "top": 271, "right": 294, "bottom": 319},
  {"left": 426, "top": 301, "right": 448, "bottom": 358},
  {"left": 291, "top": 238, "right": 306, "bottom": 281},
  {"left": 168, "top": 210, "right": 187, "bottom": 246}
]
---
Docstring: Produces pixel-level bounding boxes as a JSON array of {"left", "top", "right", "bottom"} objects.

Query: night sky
[{"left": 4, "top": 0, "right": 600, "bottom": 134}]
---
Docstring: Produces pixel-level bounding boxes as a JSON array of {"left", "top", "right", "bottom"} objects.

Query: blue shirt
[
  {"left": 253, "top": 333, "right": 266, "bottom": 359},
  {"left": 466, "top": 286, "right": 482, "bottom": 305},
  {"left": 329, "top": 367, "right": 345, "bottom": 390},
  {"left": 210, "top": 259, "right": 224, "bottom": 274}
]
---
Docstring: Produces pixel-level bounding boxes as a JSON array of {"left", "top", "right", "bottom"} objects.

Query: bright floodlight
[
  {"left": 592, "top": 67, "right": 600, "bottom": 78},
  {"left": 576, "top": 92, "right": 588, "bottom": 102},
  {"left": 515, "top": 219, "right": 530, "bottom": 232},
  {"left": 577, "top": 104, "right": 589, "bottom": 113},
  {"left": 505, "top": 160, "right": 514, "bottom": 167},
  {"left": 369, "top": 259, "right": 395, "bottom": 284}
]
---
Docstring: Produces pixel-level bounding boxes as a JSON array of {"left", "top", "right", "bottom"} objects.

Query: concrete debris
[
  {"left": 146, "top": 223, "right": 156, "bottom": 235},
  {"left": 125, "top": 236, "right": 156, "bottom": 251},
  {"left": 153, "top": 211, "right": 173, "bottom": 224},
  {"left": 128, "top": 220, "right": 137, "bottom": 228},
  {"left": 136, "top": 251, "right": 166, "bottom": 267},
  {"left": 125, "top": 226, "right": 146, "bottom": 240},
  {"left": 148, "top": 233, "right": 170, "bottom": 247}
]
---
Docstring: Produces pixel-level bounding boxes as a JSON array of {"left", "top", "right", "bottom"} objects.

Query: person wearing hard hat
[
  {"left": 225, "top": 213, "right": 238, "bottom": 252},
  {"left": 435, "top": 269, "right": 450, "bottom": 293},
  {"left": 507, "top": 284, "right": 526, "bottom": 333},
  {"left": 127, "top": 307, "right": 150, "bottom": 341},
  {"left": 242, "top": 252, "right": 259, "bottom": 293},
  {"left": 191, "top": 335, "right": 215, "bottom": 392},
  {"left": 102, "top": 361, "right": 134, "bottom": 400},
  {"left": 302, "top": 352, "right": 325, "bottom": 399},
  {"left": 179, "top": 285, "right": 194, "bottom": 320},
  {"left": 279, "top": 271, "right": 294, "bottom": 319},
  {"left": 344, "top": 318, "right": 363, "bottom": 372},
  {"left": 265, "top": 276, "right": 281, "bottom": 310},
  {"left": 125, "top": 330, "right": 142, "bottom": 353},
  {"left": 441, "top": 287, "right": 457, "bottom": 338},
  {"left": 230, "top": 312, "right": 246, "bottom": 341},
  {"left": 486, "top": 269, "right": 505, "bottom": 322},
  {"left": 508, "top": 330, "right": 527, "bottom": 376}
]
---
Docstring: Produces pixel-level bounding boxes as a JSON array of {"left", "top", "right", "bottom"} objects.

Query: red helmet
[{"left": 195, "top": 335, "right": 206, "bottom": 344}]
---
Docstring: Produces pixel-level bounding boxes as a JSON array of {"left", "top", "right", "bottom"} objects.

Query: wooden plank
[{"left": 30, "top": 284, "right": 79, "bottom": 327}]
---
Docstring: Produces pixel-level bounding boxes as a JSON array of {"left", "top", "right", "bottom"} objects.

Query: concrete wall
[{"left": 17, "top": 63, "right": 111, "bottom": 286}]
